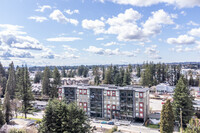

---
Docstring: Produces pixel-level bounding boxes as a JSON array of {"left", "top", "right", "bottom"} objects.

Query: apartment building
[{"left": 58, "top": 85, "right": 149, "bottom": 122}]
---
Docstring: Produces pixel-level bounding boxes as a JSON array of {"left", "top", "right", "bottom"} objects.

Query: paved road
[{"left": 91, "top": 122, "right": 159, "bottom": 133}]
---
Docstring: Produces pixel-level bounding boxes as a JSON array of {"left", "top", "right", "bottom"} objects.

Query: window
[
  {"left": 140, "top": 108, "right": 143, "bottom": 112},
  {"left": 84, "top": 102, "right": 87, "bottom": 107},
  {"left": 84, "top": 108, "right": 87, "bottom": 111},
  {"left": 140, "top": 113, "right": 143, "bottom": 118},
  {"left": 112, "top": 91, "right": 116, "bottom": 96},
  {"left": 139, "top": 92, "right": 143, "bottom": 98},
  {"left": 136, "top": 107, "right": 138, "bottom": 111},
  {"left": 84, "top": 89, "right": 87, "bottom": 95},
  {"left": 139, "top": 102, "right": 143, "bottom": 107},
  {"left": 107, "top": 104, "right": 110, "bottom": 109},
  {"left": 79, "top": 89, "right": 82, "bottom": 94},
  {"left": 107, "top": 90, "right": 111, "bottom": 96},
  {"left": 112, "top": 105, "right": 116, "bottom": 110},
  {"left": 79, "top": 102, "right": 83, "bottom": 107},
  {"left": 136, "top": 103, "right": 138, "bottom": 106},
  {"left": 59, "top": 96, "right": 62, "bottom": 100},
  {"left": 136, "top": 113, "right": 139, "bottom": 117}
]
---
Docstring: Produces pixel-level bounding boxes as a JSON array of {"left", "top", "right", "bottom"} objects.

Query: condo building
[{"left": 58, "top": 85, "right": 149, "bottom": 122}]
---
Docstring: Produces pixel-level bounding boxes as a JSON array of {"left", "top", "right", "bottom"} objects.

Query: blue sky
[{"left": 0, "top": 0, "right": 200, "bottom": 66}]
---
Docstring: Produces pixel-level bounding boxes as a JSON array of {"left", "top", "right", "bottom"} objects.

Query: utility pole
[{"left": 180, "top": 108, "right": 183, "bottom": 133}]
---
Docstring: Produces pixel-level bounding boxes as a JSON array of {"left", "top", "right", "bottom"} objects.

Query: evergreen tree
[
  {"left": 39, "top": 99, "right": 91, "bottom": 133},
  {"left": 34, "top": 71, "right": 42, "bottom": 83},
  {"left": 128, "top": 64, "right": 132, "bottom": 73},
  {"left": 123, "top": 68, "right": 131, "bottom": 86},
  {"left": 104, "top": 66, "right": 112, "bottom": 84},
  {"left": 42, "top": 67, "right": 51, "bottom": 96},
  {"left": 6, "top": 62, "right": 16, "bottom": 99},
  {"left": 184, "top": 118, "right": 200, "bottom": 133},
  {"left": 82, "top": 67, "right": 89, "bottom": 78},
  {"left": 172, "top": 76, "right": 194, "bottom": 128},
  {"left": 50, "top": 67, "right": 61, "bottom": 98},
  {"left": 0, "top": 62, "right": 5, "bottom": 77},
  {"left": 3, "top": 88, "right": 12, "bottom": 123},
  {"left": 93, "top": 66, "right": 100, "bottom": 85},
  {"left": 160, "top": 100, "right": 174, "bottom": 133},
  {"left": 136, "top": 65, "right": 141, "bottom": 77},
  {"left": 0, "top": 77, "right": 7, "bottom": 96},
  {"left": 0, "top": 98, "right": 5, "bottom": 128},
  {"left": 61, "top": 67, "right": 67, "bottom": 77},
  {"left": 119, "top": 67, "right": 125, "bottom": 86},
  {"left": 18, "top": 66, "right": 34, "bottom": 118},
  {"left": 102, "top": 66, "right": 105, "bottom": 80}
]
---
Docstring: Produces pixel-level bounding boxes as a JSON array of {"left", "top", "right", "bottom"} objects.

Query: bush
[
  {"left": 106, "top": 126, "right": 118, "bottom": 133},
  {"left": 9, "top": 128, "right": 27, "bottom": 133}
]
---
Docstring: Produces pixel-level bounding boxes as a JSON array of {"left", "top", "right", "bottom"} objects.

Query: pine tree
[
  {"left": 172, "top": 76, "right": 194, "bottom": 128},
  {"left": 50, "top": 67, "right": 61, "bottom": 98},
  {"left": 104, "top": 66, "right": 112, "bottom": 84},
  {"left": 123, "top": 68, "right": 131, "bottom": 86},
  {"left": 0, "top": 98, "right": 5, "bottom": 128},
  {"left": 6, "top": 62, "right": 16, "bottom": 100},
  {"left": 3, "top": 88, "right": 12, "bottom": 123},
  {"left": 0, "top": 77, "right": 7, "bottom": 96},
  {"left": 42, "top": 67, "right": 51, "bottom": 96},
  {"left": 62, "top": 67, "right": 67, "bottom": 77},
  {"left": 102, "top": 66, "right": 105, "bottom": 80},
  {"left": 160, "top": 99, "right": 174, "bottom": 133},
  {"left": 34, "top": 71, "right": 42, "bottom": 83},
  {"left": 39, "top": 99, "right": 91, "bottom": 133},
  {"left": 0, "top": 62, "right": 5, "bottom": 77},
  {"left": 136, "top": 65, "right": 141, "bottom": 77}
]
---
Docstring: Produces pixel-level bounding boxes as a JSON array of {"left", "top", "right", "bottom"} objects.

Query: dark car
[{"left": 108, "top": 121, "right": 114, "bottom": 125}]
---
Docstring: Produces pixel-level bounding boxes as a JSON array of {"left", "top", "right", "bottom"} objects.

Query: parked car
[
  {"left": 108, "top": 121, "right": 114, "bottom": 125},
  {"left": 101, "top": 121, "right": 107, "bottom": 124}
]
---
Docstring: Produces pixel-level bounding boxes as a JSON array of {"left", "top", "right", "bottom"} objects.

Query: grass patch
[
  {"left": 147, "top": 124, "right": 160, "bottom": 129},
  {"left": 16, "top": 116, "right": 42, "bottom": 122}
]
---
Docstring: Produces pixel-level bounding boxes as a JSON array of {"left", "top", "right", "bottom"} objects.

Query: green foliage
[
  {"left": 78, "top": 65, "right": 89, "bottom": 77},
  {"left": 49, "top": 67, "right": 61, "bottom": 98},
  {"left": 39, "top": 99, "right": 91, "bottom": 133},
  {"left": 93, "top": 66, "right": 100, "bottom": 85},
  {"left": 42, "top": 67, "right": 51, "bottom": 96},
  {"left": 147, "top": 124, "right": 160, "bottom": 129},
  {"left": 3, "top": 89, "right": 12, "bottom": 123},
  {"left": 6, "top": 62, "right": 16, "bottom": 100},
  {"left": 0, "top": 98, "right": 5, "bottom": 128},
  {"left": 34, "top": 71, "right": 42, "bottom": 83},
  {"left": 123, "top": 68, "right": 131, "bottom": 86},
  {"left": 62, "top": 67, "right": 67, "bottom": 77},
  {"left": 172, "top": 76, "right": 194, "bottom": 128},
  {"left": 17, "top": 66, "right": 34, "bottom": 118},
  {"left": 9, "top": 128, "right": 27, "bottom": 133},
  {"left": 160, "top": 100, "right": 174, "bottom": 133},
  {"left": 136, "top": 65, "right": 141, "bottom": 77},
  {"left": 184, "top": 118, "right": 200, "bottom": 133}
]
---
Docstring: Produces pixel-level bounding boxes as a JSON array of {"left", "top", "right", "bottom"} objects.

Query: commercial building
[{"left": 58, "top": 85, "right": 149, "bottom": 122}]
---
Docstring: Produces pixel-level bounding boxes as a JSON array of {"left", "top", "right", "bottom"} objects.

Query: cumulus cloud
[
  {"left": 0, "top": 49, "right": 34, "bottom": 59},
  {"left": 63, "top": 45, "right": 78, "bottom": 52},
  {"left": 82, "top": 8, "right": 175, "bottom": 42},
  {"left": 167, "top": 35, "right": 196, "bottom": 45},
  {"left": 49, "top": 10, "right": 78, "bottom": 25},
  {"left": 171, "top": 45, "right": 195, "bottom": 52},
  {"left": 65, "top": 52, "right": 79, "bottom": 59},
  {"left": 102, "top": 41, "right": 125, "bottom": 46},
  {"left": 99, "top": 0, "right": 200, "bottom": 8},
  {"left": 64, "top": 9, "right": 79, "bottom": 15},
  {"left": 84, "top": 46, "right": 139, "bottom": 57},
  {"left": 187, "top": 21, "right": 199, "bottom": 26},
  {"left": 82, "top": 19, "right": 105, "bottom": 34},
  {"left": 144, "top": 45, "right": 161, "bottom": 59},
  {"left": 28, "top": 16, "right": 48, "bottom": 22},
  {"left": 35, "top": 5, "right": 51, "bottom": 12},
  {"left": 188, "top": 28, "right": 200, "bottom": 37},
  {"left": 46, "top": 37, "right": 82, "bottom": 42}
]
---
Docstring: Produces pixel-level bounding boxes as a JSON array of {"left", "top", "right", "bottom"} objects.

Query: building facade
[{"left": 58, "top": 85, "right": 149, "bottom": 122}]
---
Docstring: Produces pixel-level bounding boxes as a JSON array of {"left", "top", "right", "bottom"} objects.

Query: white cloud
[
  {"left": 84, "top": 46, "right": 139, "bottom": 57},
  {"left": 63, "top": 45, "right": 78, "bottom": 52},
  {"left": 82, "top": 19, "right": 105, "bottom": 34},
  {"left": 100, "top": 0, "right": 200, "bottom": 8},
  {"left": 142, "top": 9, "right": 174, "bottom": 36},
  {"left": 102, "top": 41, "right": 125, "bottom": 46},
  {"left": 167, "top": 35, "right": 196, "bottom": 45},
  {"left": 28, "top": 16, "right": 48, "bottom": 22},
  {"left": 64, "top": 9, "right": 79, "bottom": 15},
  {"left": 35, "top": 5, "right": 51, "bottom": 12},
  {"left": 144, "top": 45, "right": 161, "bottom": 59},
  {"left": 0, "top": 24, "right": 26, "bottom": 35},
  {"left": 82, "top": 9, "right": 175, "bottom": 42},
  {"left": 49, "top": 10, "right": 78, "bottom": 25},
  {"left": 65, "top": 52, "right": 79, "bottom": 59},
  {"left": 46, "top": 37, "right": 82, "bottom": 42},
  {"left": 171, "top": 45, "right": 195, "bottom": 52},
  {"left": 188, "top": 28, "right": 200, "bottom": 37},
  {"left": 180, "top": 11, "right": 186, "bottom": 16},
  {"left": 96, "top": 37, "right": 104, "bottom": 40},
  {"left": 187, "top": 21, "right": 199, "bottom": 26}
]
